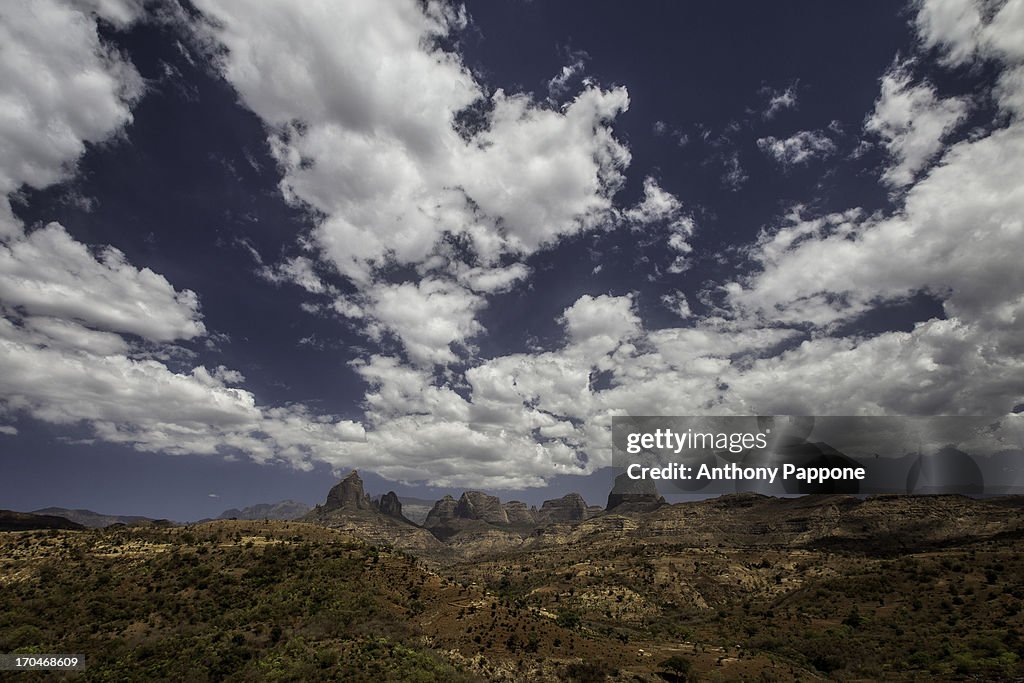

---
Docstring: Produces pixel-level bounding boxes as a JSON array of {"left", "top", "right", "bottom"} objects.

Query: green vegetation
[
  {"left": 657, "top": 655, "right": 692, "bottom": 682},
  {"left": 4, "top": 495, "right": 1024, "bottom": 681},
  {"left": 458, "top": 533, "right": 1024, "bottom": 680},
  {"left": 0, "top": 523, "right": 476, "bottom": 682}
]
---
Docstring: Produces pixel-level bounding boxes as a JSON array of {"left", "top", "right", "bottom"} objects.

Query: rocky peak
[
  {"left": 378, "top": 491, "right": 404, "bottom": 519},
  {"left": 502, "top": 500, "right": 537, "bottom": 524},
  {"left": 456, "top": 491, "right": 509, "bottom": 524},
  {"left": 539, "top": 493, "right": 590, "bottom": 522},
  {"left": 324, "top": 470, "right": 374, "bottom": 511},
  {"left": 423, "top": 495, "right": 459, "bottom": 528}
]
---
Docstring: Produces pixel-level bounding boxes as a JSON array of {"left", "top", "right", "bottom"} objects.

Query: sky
[{"left": 1, "top": 0, "right": 1023, "bottom": 521}]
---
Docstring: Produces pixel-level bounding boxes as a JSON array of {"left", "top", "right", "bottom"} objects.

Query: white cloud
[
  {"left": 913, "top": 0, "right": 1024, "bottom": 68},
  {"left": 453, "top": 87, "right": 630, "bottom": 257},
  {"left": 368, "top": 279, "right": 485, "bottom": 366},
  {"left": 0, "top": 223, "right": 205, "bottom": 342},
  {"left": 456, "top": 263, "right": 530, "bottom": 294},
  {"left": 0, "top": 315, "right": 367, "bottom": 465},
  {"left": 331, "top": 296, "right": 365, "bottom": 319},
  {"left": 0, "top": 0, "right": 142, "bottom": 238},
  {"left": 0, "top": 2, "right": 377, "bottom": 475},
  {"left": 711, "top": 1, "right": 1024, "bottom": 418},
  {"left": 724, "top": 317, "right": 1024, "bottom": 416},
  {"left": 995, "top": 64, "right": 1024, "bottom": 119},
  {"left": 864, "top": 62, "right": 968, "bottom": 188},
  {"left": 194, "top": 0, "right": 635, "bottom": 374},
  {"left": 661, "top": 292, "right": 692, "bottom": 319},
  {"left": 757, "top": 130, "right": 836, "bottom": 165},
  {"left": 914, "top": 0, "right": 984, "bottom": 66},
  {"left": 561, "top": 294, "right": 641, "bottom": 359},
  {"left": 269, "top": 0, "right": 1024, "bottom": 485},
  {"left": 260, "top": 256, "right": 329, "bottom": 295},
  {"left": 625, "top": 177, "right": 696, "bottom": 271},
  {"left": 625, "top": 177, "right": 682, "bottom": 225},
  {"left": 547, "top": 58, "right": 586, "bottom": 99},
  {"left": 761, "top": 82, "right": 798, "bottom": 119},
  {"left": 195, "top": 0, "right": 631, "bottom": 283},
  {"left": 915, "top": 0, "right": 1024, "bottom": 119},
  {"left": 22, "top": 316, "right": 129, "bottom": 356},
  {"left": 0, "top": 425, "right": 17, "bottom": 435},
  {"left": 731, "top": 123, "right": 1024, "bottom": 330}
]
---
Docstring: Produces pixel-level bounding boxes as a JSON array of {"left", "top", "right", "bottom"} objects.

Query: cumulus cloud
[
  {"left": 0, "top": 223, "right": 205, "bottom": 342},
  {"left": 625, "top": 177, "right": 682, "bottom": 225},
  {"left": 625, "top": 177, "right": 695, "bottom": 272},
  {"left": 714, "top": 0, "right": 1024, "bottom": 417},
  {"left": 0, "top": 0, "right": 143, "bottom": 238},
  {"left": 195, "top": 0, "right": 631, "bottom": 284},
  {"left": 191, "top": 0, "right": 637, "bottom": 378},
  {"left": 191, "top": 0, "right": 1021, "bottom": 485},
  {"left": 560, "top": 294, "right": 641, "bottom": 358},
  {"left": 0, "top": 315, "right": 367, "bottom": 465},
  {"left": 0, "top": 2, "right": 371, "bottom": 473},
  {"left": 757, "top": 130, "right": 836, "bottom": 165},
  {"left": 324, "top": 0, "right": 1024, "bottom": 484},
  {"left": 733, "top": 111, "right": 1024, "bottom": 331},
  {"left": 864, "top": 62, "right": 968, "bottom": 188},
  {"left": 368, "top": 279, "right": 485, "bottom": 366},
  {"left": 915, "top": 0, "right": 1024, "bottom": 120}
]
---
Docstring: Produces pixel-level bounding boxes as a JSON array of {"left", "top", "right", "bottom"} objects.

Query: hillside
[
  {"left": 0, "top": 520, "right": 642, "bottom": 682},
  {"left": 2, "top": 493, "right": 1023, "bottom": 680}
]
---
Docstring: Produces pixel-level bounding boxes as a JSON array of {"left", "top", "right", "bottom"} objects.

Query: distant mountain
[
  {"left": 1, "top": 510, "right": 85, "bottom": 531},
  {"left": 32, "top": 507, "right": 157, "bottom": 528},
  {"left": 217, "top": 500, "right": 311, "bottom": 521},
  {"left": 393, "top": 496, "right": 435, "bottom": 525}
]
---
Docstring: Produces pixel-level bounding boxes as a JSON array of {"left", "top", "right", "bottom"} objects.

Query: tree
[{"left": 658, "top": 654, "right": 692, "bottom": 682}]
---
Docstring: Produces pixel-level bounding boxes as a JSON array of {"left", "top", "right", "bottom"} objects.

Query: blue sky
[{"left": 1, "top": 0, "right": 1023, "bottom": 520}]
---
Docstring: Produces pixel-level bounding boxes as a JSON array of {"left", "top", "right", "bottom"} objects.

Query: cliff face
[
  {"left": 502, "top": 501, "right": 538, "bottom": 524},
  {"left": 378, "top": 491, "right": 404, "bottom": 519},
  {"left": 423, "top": 495, "right": 459, "bottom": 528},
  {"left": 538, "top": 493, "right": 590, "bottom": 522},
  {"left": 455, "top": 491, "right": 508, "bottom": 524},
  {"left": 325, "top": 471, "right": 374, "bottom": 512}
]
